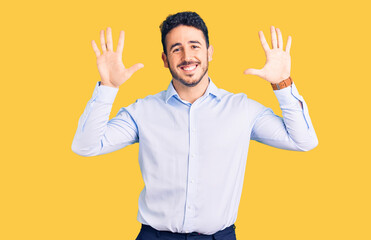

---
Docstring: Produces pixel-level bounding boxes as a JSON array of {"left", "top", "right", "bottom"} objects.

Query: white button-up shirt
[{"left": 72, "top": 78, "right": 318, "bottom": 234}]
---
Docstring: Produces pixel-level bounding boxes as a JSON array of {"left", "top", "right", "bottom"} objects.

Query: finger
[
  {"left": 116, "top": 30, "right": 125, "bottom": 54},
  {"left": 126, "top": 63, "right": 144, "bottom": 78},
  {"left": 276, "top": 28, "right": 283, "bottom": 49},
  {"left": 270, "top": 26, "right": 278, "bottom": 49},
  {"left": 100, "top": 29, "right": 107, "bottom": 52},
  {"left": 285, "top": 36, "right": 292, "bottom": 53},
  {"left": 243, "top": 68, "right": 263, "bottom": 78},
  {"left": 258, "top": 31, "right": 270, "bottom": 52},
  {"left": 106, "top": 27, "right": 113, "bottom": 51},
  {"left": 91, "top": 40, "right": 101, "bottom": 57}
]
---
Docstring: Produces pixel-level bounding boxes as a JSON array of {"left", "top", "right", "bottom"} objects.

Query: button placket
[{"left": 182, "top": 104, "right": 198, "bottom": 231}]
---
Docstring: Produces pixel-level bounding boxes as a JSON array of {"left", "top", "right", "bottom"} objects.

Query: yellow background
[{"left": 1, "top": 0, "right": 370, "bottom": 239}]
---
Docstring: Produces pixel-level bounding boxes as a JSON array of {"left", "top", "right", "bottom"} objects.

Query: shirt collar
[{"left": 165, "top": 77, "right": 222, "bottom": 104}]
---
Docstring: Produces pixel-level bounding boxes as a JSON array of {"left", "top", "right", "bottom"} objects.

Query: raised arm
[
  {"left": 71, "top": 27, "right": 143, "bottom": 156},
  {"left": 244, "top": 26, "right": 318, "bottom": 151}
]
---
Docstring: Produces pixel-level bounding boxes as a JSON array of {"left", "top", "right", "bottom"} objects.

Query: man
[{"left": 72, "top": 11, "right": 318, "bottom": 240}]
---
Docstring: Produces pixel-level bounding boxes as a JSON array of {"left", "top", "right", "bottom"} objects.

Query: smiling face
[{"left": 162, "top": 25, "right": 213, "bottom": 87}]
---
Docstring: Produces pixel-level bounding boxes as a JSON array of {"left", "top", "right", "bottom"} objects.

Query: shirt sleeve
[
  {"left": 71, "top": 81, "right": 139, "bottom": 157},
  {"left": 250, "top": 83, "right": 318, "bottom": 151}
]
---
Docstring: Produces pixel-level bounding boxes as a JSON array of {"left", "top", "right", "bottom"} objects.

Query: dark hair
[{"left": 159, "top": 11, "right": 209, "bottom": 55}]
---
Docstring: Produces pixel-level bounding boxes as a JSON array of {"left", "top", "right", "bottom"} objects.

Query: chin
[{"left": 177, "top": 76, "right": 203, "bottom": 87}]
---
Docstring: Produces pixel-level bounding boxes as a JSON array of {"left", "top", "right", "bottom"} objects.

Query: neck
[{"left": 172, "top": 75, "right": 210, "bottom": 104}]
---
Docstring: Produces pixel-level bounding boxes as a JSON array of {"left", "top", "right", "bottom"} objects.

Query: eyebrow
[{"left": 169, "top": 41, "right": 202, "bottom": 52}]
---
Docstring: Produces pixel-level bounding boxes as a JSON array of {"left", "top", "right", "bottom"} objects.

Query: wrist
[
  {"left": 271, "top": 77, "right": 293, "bottom": 90},
  {"left": 100, "top": 81, "right": 119, "bottom": 89}
]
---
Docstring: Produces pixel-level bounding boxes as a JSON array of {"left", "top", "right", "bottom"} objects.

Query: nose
[{"left": 183, "top": 47, "right": 192, "bottom": 61}]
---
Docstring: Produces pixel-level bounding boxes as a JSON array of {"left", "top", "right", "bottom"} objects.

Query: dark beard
[{"left": 167, "top": 59, "right": 208, "bottom": 87}]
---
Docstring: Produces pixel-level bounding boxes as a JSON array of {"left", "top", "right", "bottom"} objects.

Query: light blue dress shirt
[{"left": 72, "top": 78, "right": 318, "bottom": 235}]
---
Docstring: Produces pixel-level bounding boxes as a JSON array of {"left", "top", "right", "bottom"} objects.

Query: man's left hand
[{"left": 244, "top": 26, "right": 292, "bottom": 84}]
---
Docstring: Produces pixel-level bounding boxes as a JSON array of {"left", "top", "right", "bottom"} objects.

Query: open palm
[
  {"left": 91, "top": 27, "right": 143, "bottom": 88},
  {"left": 244, "top": 26, "right": 291, "bottom": 84}
]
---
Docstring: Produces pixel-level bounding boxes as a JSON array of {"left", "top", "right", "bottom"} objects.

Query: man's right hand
[{"left": 91, "top": 27, "right": 144, "bottom": 88}]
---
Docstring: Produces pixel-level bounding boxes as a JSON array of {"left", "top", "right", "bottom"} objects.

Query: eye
[
  {"left": 173, "top": 48, "right": 180, "bottom": 53},
  {"left": 191, "top": 45, "right": 200, "bottom": 49}
]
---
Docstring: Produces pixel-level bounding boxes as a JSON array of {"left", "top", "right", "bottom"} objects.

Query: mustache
[{"left": 177, "top": 61, "right": 200, "bottom": 68}]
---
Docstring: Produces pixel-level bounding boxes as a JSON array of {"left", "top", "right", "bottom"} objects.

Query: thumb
[
  {"left": 127, "top": 63, "right": 144, "bottom": 77},
  {"left": 243, "top": 68, "right": 262, "bottom": 77}
]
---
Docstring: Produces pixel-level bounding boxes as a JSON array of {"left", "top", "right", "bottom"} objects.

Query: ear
[
  {"left": 162, "top": 52, "right": 169, "bottom": 68},
  {"left": 207, "top": 45, "right": 214, "bottom": 61}
]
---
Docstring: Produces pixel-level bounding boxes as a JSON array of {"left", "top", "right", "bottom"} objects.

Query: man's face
[{"left": 162, "top": 25, "right": 213, "bottom": 87}]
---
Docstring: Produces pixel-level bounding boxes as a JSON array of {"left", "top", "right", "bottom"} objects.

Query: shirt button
[
  {"left": 191, "top": 154, "right": 195, "bottom": 158},
  {"left": 190, "top": 180, "right": 194, "bottom": 183}
]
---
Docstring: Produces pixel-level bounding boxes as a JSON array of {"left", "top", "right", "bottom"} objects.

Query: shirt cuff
[
  {"left": 273, "top": 82, "right": 303, "bottom": 108},
  {"left": 90, "top": 81, "right": 119, "bottom": 104},
  {"left": 274, "top": 82, "right": 313, "bottom": 130}
]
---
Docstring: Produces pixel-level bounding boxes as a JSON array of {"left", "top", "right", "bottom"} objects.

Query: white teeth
[{"left": 183, "top": 65, "right": 196, "bottom": 71}]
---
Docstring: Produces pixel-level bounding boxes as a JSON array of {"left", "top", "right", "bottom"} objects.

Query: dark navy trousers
[{"left": 135, "top": 224, "right": 237, "bottom": 240}]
